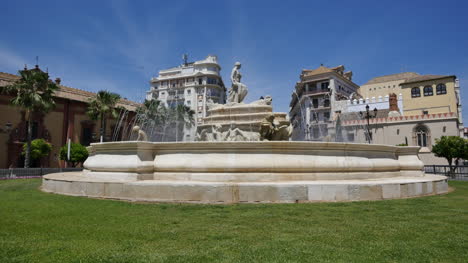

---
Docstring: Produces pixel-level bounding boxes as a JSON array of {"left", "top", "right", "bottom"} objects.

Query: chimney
[
  {"left": 55, "top": 78, "right": 61, "bottom": 85},
  {"left": 389, "top": 93, "right": 399, "bottom": 112}
]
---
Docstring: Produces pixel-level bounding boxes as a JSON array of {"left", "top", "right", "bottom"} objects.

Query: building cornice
[{"left": 342, "top": 112, "right": 458, "bottom": 126}]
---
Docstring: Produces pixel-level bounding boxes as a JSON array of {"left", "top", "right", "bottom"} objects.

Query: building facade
[
  {"left": 0, "top": 70, "right": 138, "bottom": 168},
  {"left": 400, "top": 75, "right": 461, "bottom": 127},
  {"left": 146, "top": 55, "right": 226, "bottom": 141},
  {"left": 358, "top": 72, "right": 462, "bottom": 133},
  {"left": 340, "top": 112, "right": 460, "bottom": 165},
  {"left": 289, "top": 65, "right": 360, "bottom": 141}
]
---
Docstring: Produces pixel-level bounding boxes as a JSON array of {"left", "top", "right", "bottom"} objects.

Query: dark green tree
[
  {"left": 172, "top": 104, "right": 195, "bottom": 141},
  {"left": 86, "top": 90, "right": 121, "bottom": 142},
  {"left": 59, "top": 143, "right": 89, "bottom": 167},
  {"left": 3, "top": 66, "right": 59, "bottom": 167},
  {"left": 432, "top": 136, "right": 468, "bottom": 176}
]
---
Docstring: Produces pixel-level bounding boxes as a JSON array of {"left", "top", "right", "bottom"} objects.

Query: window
[
  {"left": 25, "top": 121, "right": 39, "bottom": 139},
  {"left": 443, "top": 126, "right": 446, "bottom": 133},
  {"left": 312, "top": 99, "right": 319, "bottom": 108},
  {"left": 323, "top": 99, "right": 330, "bottom": 107},
  {"left": 82, "top": 127, "right": 93, "bottom": 146},
  {"left": 311, "top": 113, "right": 317, "bottom": 121},
  {"left": 198, "top": 78, "right": 203, "bottom": 85},
  {"left": 186, "top": 100, "right": 191, "bottom": 106},
  {"left": 422, "top": 110, "right": 429, "bottom": 115},
  {"left": 347, "top": 133, "right": 354, "bottom": 142},
  {"left": 436, "top": 84, "right": 447, "bottom": 95},
  {"left": 411, "top": 87, "right": 421, "bottom": 98},
  {"left": 324, "top": 112, "right": 330, "bottom": 121},
  {"left": 321, "top": 82, "right": 329, "bottom": 91},
  {"left": 397, "top": 129, "right": 400, "bottom": 135},
  {"left": 423, "top": 86, "right": 433, "bottom": 96},
  {"left": 207, "top": 78, "right": 217, "bottom": 84},
  {"left": 414, "top": 125, "right": 430, "bottom": 148},
  {"left": 312, "top": 127, "right": 319, "bottom": 139},
  {"left": 187, "top": 89, "right": 191, "bottom": 95}
]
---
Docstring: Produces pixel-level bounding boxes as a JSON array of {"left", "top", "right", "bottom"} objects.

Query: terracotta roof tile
[
  {"left": 363, "top": 72, "right": 420, "bottom": 85},
  {"left": 0, "top": 71, "right": 138, "bottom": 111},
  {"left": 402, "top": 74, "right": 455, "bottom": 84}
]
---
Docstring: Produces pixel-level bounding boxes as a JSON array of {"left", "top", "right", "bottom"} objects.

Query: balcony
[
  {"left": 167, "top": 95, "right": 185, "bottom": 100},
  {"left": 303, "top": 89, "right": 329, "bottom": 96}
]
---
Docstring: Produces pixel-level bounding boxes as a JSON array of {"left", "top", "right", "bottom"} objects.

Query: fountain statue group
[
  {"left": 195, "top": 62, "right": 292, "bottom": 142},
  {"left": 133, "top": 62, "right": 291, "bottom": 142}
]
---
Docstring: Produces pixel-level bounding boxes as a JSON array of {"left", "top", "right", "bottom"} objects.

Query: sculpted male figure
[
  {"left": 132, "top": 126, "right": 148, "bottom": 141},
  {"left": 227, "top": 62, "right": 248, "bottom": 103}
]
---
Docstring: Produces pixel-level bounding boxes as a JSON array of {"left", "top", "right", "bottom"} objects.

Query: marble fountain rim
[{"left": 87, "top": 140, "right": 420, "bottom": 154}]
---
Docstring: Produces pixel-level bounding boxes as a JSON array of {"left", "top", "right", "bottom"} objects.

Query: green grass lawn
[{"left": 1, "top": 179, "right": 468, "bottom": 263}]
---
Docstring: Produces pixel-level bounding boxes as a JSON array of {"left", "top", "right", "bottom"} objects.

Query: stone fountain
[{"left": 42, "top": 62, "right": 448, "bottom": 203}]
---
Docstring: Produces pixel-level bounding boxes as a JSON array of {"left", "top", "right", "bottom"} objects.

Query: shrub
[
  {"left": 22, "top": 139, "right": 52, "bottom": 161},
  {"left": 59, "top": 142, "right": 89, "bottom": 167}
]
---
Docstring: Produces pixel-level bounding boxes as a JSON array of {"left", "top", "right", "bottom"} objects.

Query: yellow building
[
  {"left": 359, "top": 72, "right": 462, "bottom": 138},
  {"left": 400, "top": 75, "right": 459, "bottom": 116}
]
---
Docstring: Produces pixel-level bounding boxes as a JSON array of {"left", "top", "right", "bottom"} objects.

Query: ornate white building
[
  {"left": 146, "top": 55, "right": 226, "bottom": 141},
  {"left": 289, "top": 65, "right": 360, "bottom": 141}
]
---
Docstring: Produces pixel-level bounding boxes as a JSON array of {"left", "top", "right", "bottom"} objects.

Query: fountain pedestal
[
  {"left": 42, "top": 141, "right": 448, "bottom": 203},
  {"left": 197, "top": 100, "right": 290, "bottom": 141}
]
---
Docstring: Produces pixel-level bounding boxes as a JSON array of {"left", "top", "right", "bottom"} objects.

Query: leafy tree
[
  {"left": 22, "top": 139, "right": 52, "bottom": 167},
  {"left": 432, "top": 136, "right": 468, "bottom": 176},
  {"left": 86, "top": 90, "right": 121, "bottom": 142},
  {"left": 3, "top": 66, "right": 59, "bottom": 167},
  {"left": 59, "top": 143, "right": 89, "bottom": 167}
]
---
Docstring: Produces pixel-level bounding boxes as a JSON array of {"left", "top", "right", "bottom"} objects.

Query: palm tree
[
  {"left": 135, "top": 99, "right": 167, "bottom": 140},
  {"left": 2, "top": 66, "right": 59, "bottom": 168},
  {"left": 172, "top": 104, "right": 195, "bottom": 141},
  {"left": 86, "top": 90, "right": 121, "bottom": 142}
]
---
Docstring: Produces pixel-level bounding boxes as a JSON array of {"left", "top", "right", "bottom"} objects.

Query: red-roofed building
[{"left": 0, "top": 69, "right": 138, "bottom": 168}]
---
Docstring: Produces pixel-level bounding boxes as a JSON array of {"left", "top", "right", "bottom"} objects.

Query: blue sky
[{"left": 1, "top": 0, "right": 467, "bottom": 121}]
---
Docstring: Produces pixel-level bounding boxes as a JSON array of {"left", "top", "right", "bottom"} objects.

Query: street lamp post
[{"left": 359, "top": 105, "right": 378, "bottom": 144}]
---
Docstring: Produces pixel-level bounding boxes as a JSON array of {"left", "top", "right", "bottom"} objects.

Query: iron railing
[
  {"left": 0, "top": 168, "right": 82, "bottom": 180},
  {"left": 424, "top": 165, "right": 468, "bottom": 181}
]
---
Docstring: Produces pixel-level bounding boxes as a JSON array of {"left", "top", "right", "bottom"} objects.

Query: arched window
[
  {"left": 436, "top": 84, "right": 447, "bottom": 95},
  {"left": 413, "top": 125, "right": 430, "bottom": 148},
  {"left": 423, "top": 86, "right": 433, "bottom": 96},
  {"left": 411, "top": 87, "right": 421, "bottom": 98}
]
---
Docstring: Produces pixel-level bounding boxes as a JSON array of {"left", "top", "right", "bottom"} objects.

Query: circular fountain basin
[{"left": 42, "top": 141, "right": 448, "bottom": 203}]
